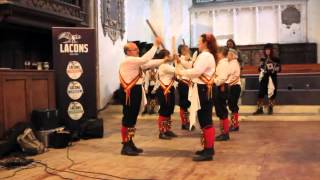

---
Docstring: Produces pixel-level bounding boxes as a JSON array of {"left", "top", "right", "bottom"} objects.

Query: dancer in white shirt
[
  {"left": 214, "top": 47, "right": 231, "bottom": 141},
  {"left": 226, "top": 49, "right": 241, "bottom": 131},
  {"left": 152, "top": 49, "right": 177, "bottom": 140},
  {"left": 176, "top": 33, "right": 217, "bottom": 161},
  {"left": 176, "top": 45, "right": 195, "bottom": 131},
  {"left": 119, "top": 38, "right": 169, "bottom": 156}
]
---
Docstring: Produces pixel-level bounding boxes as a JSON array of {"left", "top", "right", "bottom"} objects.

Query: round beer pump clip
[
  {"left": 66, "top": 60, "right": 83, "bottom": 80},
  {"left": 67, "top": 81, "right": 84, "bottom": 100},
  {"left": 67, "top": 101, "right": 84, "bottom": 120}
]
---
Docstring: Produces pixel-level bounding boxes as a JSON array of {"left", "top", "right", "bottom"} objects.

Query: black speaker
[
  {"left": 31, "top": 109, "right": 60, "bottom": 131},
  {"left": 80, "top": 118, "right": 104, "bottom": 139},
  {"left": 49, "top": 131, "right": 72, "bottom": 149},
  {"left": 0, "top": 140, "right": 11, "bottom": 158}
]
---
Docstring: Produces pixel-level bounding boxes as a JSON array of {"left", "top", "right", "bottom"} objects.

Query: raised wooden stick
[
  {"left": 182, "top": 38, "right": 186, "bottom": 46},
  {"left": 146, "top": 19, "right": 165, "bottom": 49},
  {"left": 172, "top": 36, "right": 177, "bottom": 55}
]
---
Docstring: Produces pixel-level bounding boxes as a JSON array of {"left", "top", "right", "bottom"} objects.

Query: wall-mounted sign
[{"left": 101, "top": 0, "right": 125, "bottom": 44}]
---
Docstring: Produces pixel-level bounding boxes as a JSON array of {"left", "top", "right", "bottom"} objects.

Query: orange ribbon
[
  {"left": 228, "top": 78, "right": 240, "bottom": 86},
  {"left": 119, "top": 70, "right": 142, "bottom": 105},
  {"left": 159, "top": 79, "right": 175, "bottom": 104},
  {"left": 199, "top": 74, "right": 215, "bottom": 100},
  {"left": 180, "top": 79, "right": 192, "bottom": 86}
]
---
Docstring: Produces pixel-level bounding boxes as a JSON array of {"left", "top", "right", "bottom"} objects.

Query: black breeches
[
  {"left": 214, "top": 85, "right": 229, "bottom": 119},
  {"left": 147, "top": 85, "right": 156, "bottom": 100},
  {"left": 120, "top": 85, "right": 142, "bottom": 127},
  {"left": 157, "top": 86, "right": 175, "bottom": 117},
  {"left": 197, "top": 84, "right": 214, "bottom": 129},
  {"left": 258, "top": 74, "right": 278, "bottom": 100},
  {"left": 227, "top": 85, "right": 241, "bottom": 113},
  {"left": 178, "top": 80, "right": 191, "bottom": 110}
]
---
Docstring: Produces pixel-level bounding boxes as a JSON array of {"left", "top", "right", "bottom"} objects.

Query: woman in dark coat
[{"left": 253, "top": 43, "right": 281, "bottom": 115}]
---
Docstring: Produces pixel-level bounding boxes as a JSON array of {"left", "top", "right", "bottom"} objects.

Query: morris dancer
[
  {"left": 153, "top": 49, "right": 177, "bottom": 140},
  {"left": 214, "top": 47, "right": 231, "bottom": 141},
  {"left": 176, "top": 44, "right": 195, "bottom": 130},
  {"left": 176, "top": 33, "right": 217, "bottom": 161},
  {"left": 226, "top": 49, "right": 242, "bottom": 131},
  {"left": 119, "top": 38, "right": 169, "bottom": 156}
]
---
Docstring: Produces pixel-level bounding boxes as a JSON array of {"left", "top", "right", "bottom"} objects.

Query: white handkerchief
[
  {"left": 268, "top": 76, "right": 275, "bottom": 98},
  {"left": 140, "top": 86, "right": 148, "bottom": 114},
  {"left": 188, "top": 84, "right": 201, "bottom": 130}
]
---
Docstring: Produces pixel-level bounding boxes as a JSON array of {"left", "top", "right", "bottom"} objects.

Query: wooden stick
[
  {"left": 146, "top": 19, "right": 165, "bottom": 49},
  {"left": 182, "top": 38, "right": 186, "bottom": 45},
  {"left": 172, "top": 36, "right": 177, "bottom": 55}
]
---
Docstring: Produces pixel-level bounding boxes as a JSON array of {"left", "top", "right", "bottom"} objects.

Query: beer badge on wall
[
  {"left": 66, "top": 61, "right": 83, "bottom": 80},
  {"left": 67, "top": 81, "right": 84, "bottom": 100},
  {"left": 67, "top": 101, "right": 84, "bottom": 120}
]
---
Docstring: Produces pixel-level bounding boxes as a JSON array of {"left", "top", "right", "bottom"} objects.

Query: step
[
  {"left": 100, "top": 105, "right": 320, "bottom": 122},
  {"left": 242, "top": 90, "right": 320, "bottom": 105}
]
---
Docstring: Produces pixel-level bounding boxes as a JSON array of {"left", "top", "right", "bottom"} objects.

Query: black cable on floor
[
  {"left": 0, "top": 146, "right": 153, "bottom": 180},
  {"left": 66, "top": 146, "right": 153, "bottom": 180},
  {"left": 34, "top": 161, "right": 73, "bottom": 180},
  {"left": 35, "top": 161, "right": 114, "bottom": 180},
  {"left": 0, "top": 164, "right": 38, "bottom": 180}
]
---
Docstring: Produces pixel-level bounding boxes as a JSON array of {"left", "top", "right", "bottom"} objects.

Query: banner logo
[
  {"left": 67, "top": 101, "right": 84, "bottom": 120},
  {"left": 67, "top": 81, "right": 84, "bottom": 100},
  {"left": 66, "top": 61, "right": 83, "bottom": 80},
  {"left": 58, "top": 32, "right": 88, "bottom": 55}
]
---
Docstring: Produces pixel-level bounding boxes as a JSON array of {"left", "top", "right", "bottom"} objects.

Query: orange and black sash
[
  {"left": 192, "top": 57, "right": 214, "bottom": 99},
  {"left": 119, "top": 70, "right": 142, "bottom": 105},
  {"left": 159, "top": 78, "right": 175, "bottom": 103},
  {"left": 199, "top": 74, "right": 215, "bottom": 100},
  {"left": 228, "top": 77, "right": 240, "bottom": 86},
  {"left": 180, "top": 79, "right": 192, "bottom": 86}
]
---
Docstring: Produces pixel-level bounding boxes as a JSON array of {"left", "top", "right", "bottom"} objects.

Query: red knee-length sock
[
  {"left": 121, "top": 126, "right": 128, "bottom": 143},
  {"left": 234, "top": 113, "right": 239, "bottom": 128},
  {"left": 180, "top": 108, "right": 187, "bottom": 125},
  {"left": 167, "top": 116, "right": 172, "bottom": 131},
  {"left": 203, "top": 127, "right": 215, "bottom": 148},
  {"left": 158, "top": 115, "right": 166, "bottom": 132},
  {"left": 223, "top": 118, "right": 229, "bottom": 134}
]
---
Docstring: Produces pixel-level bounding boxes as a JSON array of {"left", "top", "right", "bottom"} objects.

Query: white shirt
[
  {"left": 214, "top": 58, "right": 229, "bottom": 86},
  {"left": 144, "top": 69, "right": 157, "bottom": 90},
  {"left": 176, "top": 55, "right": 193, "bottom": 80},
  {"left": 157, "top": 63, "right": 175, "bottom": 85},
  {"left": 226, "top": 59, "right": 241, "bottom": 85},
  {"left": 152, "top": 63, "right": 176, "bottom": 92},
  {"left": 180, "top": 51, "right": 215, "bottom": 84},
  {"left": 119, "top": 45, "right": 164, "bottom": 85}
]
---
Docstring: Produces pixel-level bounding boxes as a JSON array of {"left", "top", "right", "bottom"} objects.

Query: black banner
[{"left": 52, "top": 27, "right": 97, "bottom": 132}]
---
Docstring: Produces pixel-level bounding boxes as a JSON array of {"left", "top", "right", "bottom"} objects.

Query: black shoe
[
  {"left": 141, "top": 110, "right": 147, "bottom": 115},
  {"left": 181, "top": 124, "right": 196, "bottom": 131},
  {"left": 165, "top": 131, "right": 178, "bottom": 137},
  {"left": 215, "top": 134, "right": 230, "bottom": 141},
  {"left": 121, "top": 142, "right": 139, "bottom": 156},
  {"left": 253, "top": 107, "right": 263, "bottom": 115},
  {"left": 229, "top": 126, "right": 239, "bottom": 132},
  {"left": 159, "top": 132, "right": 172, "bottom": 140},
  {"left": 192, "top": 148, "right": 214, "bottom": 162},
  {"left": 128, "top": 140, "right": 143, "bottom": 153},
  {"left": 268, "top": 106, "right": 273, "bottom": 115},
  {"left": 181, "top": 124, "right": 189, "bottom": 130},
  {"left": 190, "top": 125, "right": 196, "bottom": 131},
  {"left": 195, "top": 149, "right": 205, "bottom": 155}
]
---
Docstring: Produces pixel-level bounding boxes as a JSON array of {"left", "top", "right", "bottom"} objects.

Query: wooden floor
[{"left": 1, "top": 106, "right": 320, "bottom": 180}]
